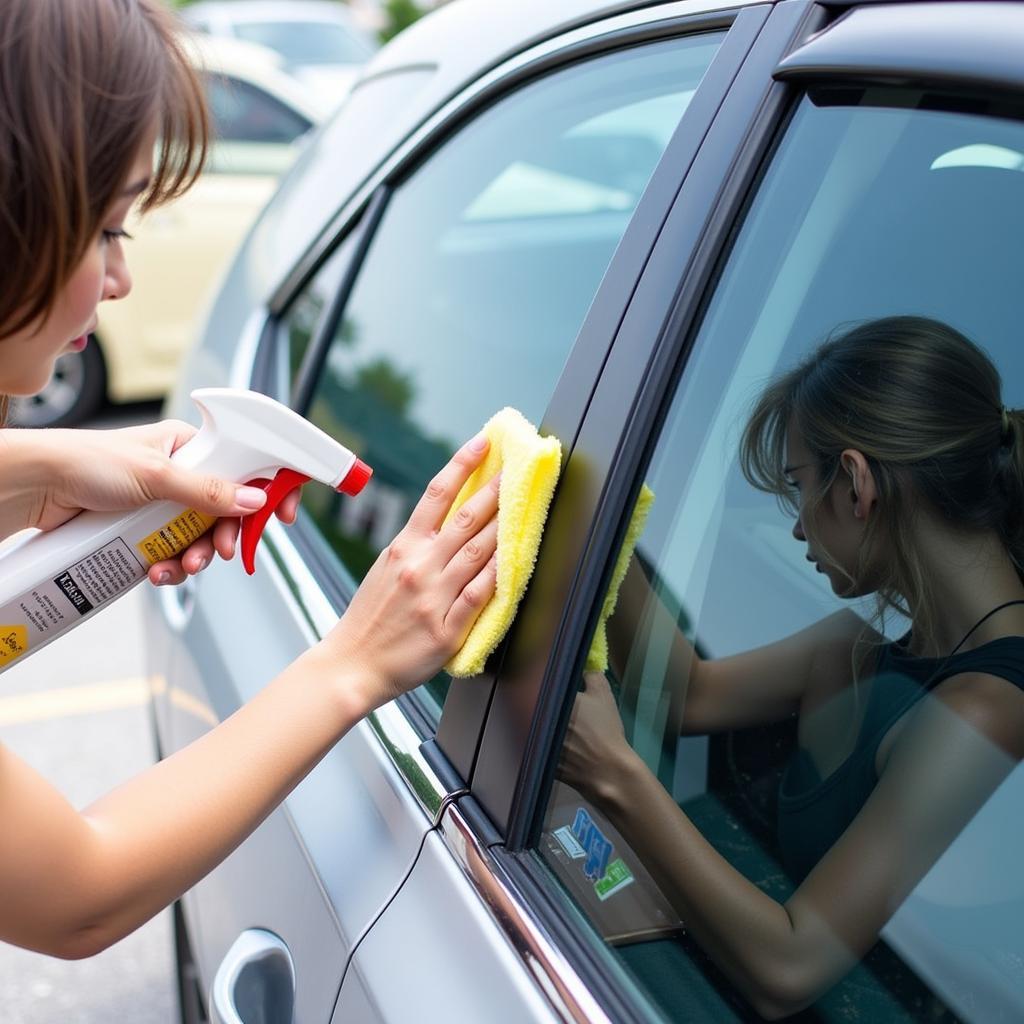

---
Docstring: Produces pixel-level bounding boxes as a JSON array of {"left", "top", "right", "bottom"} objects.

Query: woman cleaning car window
[{"left": 0, "top": 0, "right": 499, "bottom": 959}]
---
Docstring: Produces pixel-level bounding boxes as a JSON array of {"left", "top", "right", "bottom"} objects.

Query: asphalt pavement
[{"left": 0, "top": 400, "right": 177, "bottom": 1024}]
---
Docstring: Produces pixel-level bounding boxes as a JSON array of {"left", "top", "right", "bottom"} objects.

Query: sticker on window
[
  {"left": 594, "top": 857, "right": 635, "bottom": 901},
  {"left": 571, "top": 807, "right": 614, "bottom": 882}
]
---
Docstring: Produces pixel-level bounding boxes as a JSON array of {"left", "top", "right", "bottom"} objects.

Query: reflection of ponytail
[
  {"left": 741, "top": 316, "right": 1020, "bottom": 651},
  {"left": 996, "top": 408, "right": 1024, "bottom": 581}
]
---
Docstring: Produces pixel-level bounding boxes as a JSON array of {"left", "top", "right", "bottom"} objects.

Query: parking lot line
[{"left": 0, "top": 678, "right": 148, "bottom": 726}]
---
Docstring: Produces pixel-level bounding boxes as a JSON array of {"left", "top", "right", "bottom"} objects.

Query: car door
[
  {"left": 149, "top": 3, "right": 761, "bottom": 1021},
  {"left": 329, "top": 3, "right": 812, "bottom": 1021},
  {"left": 350, "top": 2, "right": 1024, "bottom": 1022}
]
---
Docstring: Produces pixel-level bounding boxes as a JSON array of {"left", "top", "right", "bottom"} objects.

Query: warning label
[
  {"left": 0, "top": 625, "right": 28, "bottom": 665},
  {"left": 137, "top": 508, "right": 216, "bottom": 566},
  {"left": 0, "top": 536, "right": 148, "bottom": 674}
]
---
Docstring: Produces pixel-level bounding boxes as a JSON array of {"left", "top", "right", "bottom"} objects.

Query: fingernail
[
  {"left": 469, "top": 434, "right": 488, "bottom": 452},
  {"left": 235, "top": 486, "right": 267, "bottom": 510},
  {"left": 157, "top": 571, "right": 171, "bottom": 585},
  {"left": 193, "top": 558, "right": 208, "bottom": 574}
]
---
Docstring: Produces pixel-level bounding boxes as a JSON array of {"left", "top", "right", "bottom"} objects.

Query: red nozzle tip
[{"left": 339, "top": 458, "right": 372, "bottom": 496}]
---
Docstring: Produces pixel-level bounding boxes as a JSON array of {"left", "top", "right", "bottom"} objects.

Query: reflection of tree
[
  {"left": 287, "top": 292, "right": 323, "bottom": 379},
  {"left": 356, "top": 357, "right": 415, "bottom": 417},
  {"left": 337, "top": 317, "right": 358, "bottom": 348}
]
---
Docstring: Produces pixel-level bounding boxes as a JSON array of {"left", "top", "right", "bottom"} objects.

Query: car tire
[
  {"left": 174, "top": 901, "right": 208, "bottom": 1024},
  {"left": 8, "top": 335, "right": 106, "bottom": 427}
]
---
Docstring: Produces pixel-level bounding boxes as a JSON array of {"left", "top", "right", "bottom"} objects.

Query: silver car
[{"left": 151, "top": 0, "right": 1024, "bottom": 1021}]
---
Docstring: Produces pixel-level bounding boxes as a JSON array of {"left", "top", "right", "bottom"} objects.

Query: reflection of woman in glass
[{"left": 563, "top": 317, "right": 1024, "bottom": 1017}]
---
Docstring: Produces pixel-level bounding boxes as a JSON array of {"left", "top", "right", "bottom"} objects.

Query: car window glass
[
  {"left": 272, "top": 232, "right": 362, "bottom": 403},
  {"left": 538, "top": 93, "right": 1024, "bottom": 1022},
  {"left": 299, "top": 33, "right": 724, "bottom": 719},
  {"left": 205, "top": 74, "right": 312, "bottom": 145}
]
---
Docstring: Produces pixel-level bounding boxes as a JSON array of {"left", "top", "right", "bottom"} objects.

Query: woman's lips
[{"left": 69, "top": 335, "right": 88, "bottom": 352}]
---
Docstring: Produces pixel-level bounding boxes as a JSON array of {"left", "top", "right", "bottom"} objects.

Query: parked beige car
[{"left": 11, "top": 34, "right": 324, "bottom": 427}]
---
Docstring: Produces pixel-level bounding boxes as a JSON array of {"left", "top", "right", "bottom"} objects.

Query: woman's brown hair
[
  {"left": 740, "top": 316, "right": 1024, "bottom": 652},
  {"left": 0, "top": 0, "right": 208, "bottom": 342}
]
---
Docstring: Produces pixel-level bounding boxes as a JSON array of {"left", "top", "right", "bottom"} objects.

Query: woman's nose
[
  {"left": 792, "top": 516, "right": 806, "bottom": 542},
  {"left": 104, "top": 243, "right": 133, "bottom": 302}
]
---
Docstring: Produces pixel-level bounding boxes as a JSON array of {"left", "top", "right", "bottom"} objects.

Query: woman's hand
[
  {"left": 0, "top": 420, "right": 301, "bottom": 584},
  {"left": 317, "top": 434, "right": 500, "bottom": 713},
  {"left": 560, "top": 672, "right": 642, "bottom": 805}
]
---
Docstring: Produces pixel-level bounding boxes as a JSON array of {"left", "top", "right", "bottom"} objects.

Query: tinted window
[
  {"left": 300, "top": 33, "right": 723, "bottom": 716},
  {"left": 539, "top": 93, "right": 1024, "bottom": 1021},
  {"left": 205, "top": 74, "right": 311, "bottom": 145},
  {"left": 272, "top": 231, "right": 361, "bottom": 403}
]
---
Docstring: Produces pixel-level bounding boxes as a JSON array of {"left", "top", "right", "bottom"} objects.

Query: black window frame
[{"left": 472, "top": 0, "right": 823, "bottom": 849}]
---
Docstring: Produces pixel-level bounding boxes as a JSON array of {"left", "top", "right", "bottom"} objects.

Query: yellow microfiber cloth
[
  {"left": 444, "top": 408, "right": 562, "bottom": 678},
  {"left": 585, "top": 483, "right": 655, "bottom": 673}
]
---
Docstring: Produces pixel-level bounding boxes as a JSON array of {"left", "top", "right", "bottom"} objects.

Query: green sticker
[{"left": 594, "top": 857, "right": 634, "bottom": 901}]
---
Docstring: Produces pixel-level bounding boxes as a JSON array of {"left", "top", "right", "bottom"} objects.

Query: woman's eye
[{"left": 102, "top": 228, "right": 133, "bottom": 244}]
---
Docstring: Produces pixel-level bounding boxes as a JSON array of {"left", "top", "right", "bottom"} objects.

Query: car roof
[
  {"left": 361, "top": 0, "right": 708, "bottom": 83},
  {"left": 232, "top": 0, "right": 755, "bottom": 309}
]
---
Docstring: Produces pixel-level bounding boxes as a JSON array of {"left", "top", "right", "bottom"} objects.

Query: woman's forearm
[
  {"left": 604, "top": 757, "right": 849, "bottom": 1018},
  {"left": 0, "top": 429, "right": 53, "bottom": 539},
  {"left": 17, "top": 644, "right": 369, "bottom": 958}
]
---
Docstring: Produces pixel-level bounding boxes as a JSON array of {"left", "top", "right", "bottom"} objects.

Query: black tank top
[{"left": 777, "top": 635, "right": 1024, "bottom": 883}]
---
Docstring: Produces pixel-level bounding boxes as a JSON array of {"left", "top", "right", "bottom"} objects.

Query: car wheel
[
  {"left": 174, "top": 901, "right": 208, "bottom": 1024},
  {"left": 9, "top": 336, "right": 106, "bottom": 427}
]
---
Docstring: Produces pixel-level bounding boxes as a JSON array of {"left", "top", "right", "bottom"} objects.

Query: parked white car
[
  {"left": 183, "top": 0, "right": 378, "bottom": 108},
  {"left": 10, "top": 34, "right": 324, "bottom": 428}
]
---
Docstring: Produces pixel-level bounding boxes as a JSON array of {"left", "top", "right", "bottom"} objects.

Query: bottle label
[
  {"left": 137, "top": 508, "right": 216, "bottom": 566},
  {"left": 0, "top": 536, "right": 147, "bottom": 668}
]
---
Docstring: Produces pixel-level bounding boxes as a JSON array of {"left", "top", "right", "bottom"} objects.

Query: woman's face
[
  {"left": 0, "top": 143, "right": 154, "bottom": 397},
  {"left": 785, "top": 428, "right": 878, "bottom": 598}
]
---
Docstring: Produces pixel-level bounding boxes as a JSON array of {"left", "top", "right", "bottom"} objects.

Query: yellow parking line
[{"left": 0, "top": 679, "right": 148, "bottom": 727}]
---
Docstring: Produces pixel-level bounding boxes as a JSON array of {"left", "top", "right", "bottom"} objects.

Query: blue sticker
[{"left": 570, "top": 807, "right": 614, "bottom": 882}]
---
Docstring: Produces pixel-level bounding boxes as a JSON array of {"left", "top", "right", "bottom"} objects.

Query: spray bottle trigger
[{"left": 239, "top": 468, "right": 311, "bottom": 576}]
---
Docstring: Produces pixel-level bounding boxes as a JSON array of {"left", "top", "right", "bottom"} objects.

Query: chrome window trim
[
  {"left": 439, "top": 802, "right": 613, "bottom": 1024},
  {"left": 271, "top": 0, "right": 753, "bottom": 310},
  {"left": 260, "top": 519, "right": 450, "bottom": 821}
]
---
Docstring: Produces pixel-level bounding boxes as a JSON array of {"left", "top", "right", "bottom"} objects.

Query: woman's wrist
[
  {"left": 591, "top": 746, "right": 650, "bottom": 812},
  {"left": 300, "top": 638, "right": 386, "bottom": 728}
]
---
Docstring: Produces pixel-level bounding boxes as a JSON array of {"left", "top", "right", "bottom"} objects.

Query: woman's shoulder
[{"left": 926, "top": 667, "right": 1024, "bottom": 759}]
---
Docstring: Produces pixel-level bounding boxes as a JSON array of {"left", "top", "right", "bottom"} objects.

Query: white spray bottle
[{"left": 0, "top": 388, "right": 372, "bottom": 675}]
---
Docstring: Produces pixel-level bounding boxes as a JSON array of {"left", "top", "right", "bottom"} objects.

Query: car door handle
[
  {"left": 157, "top": 574, "right": 198, "bottom": 632},
  {"left": 209, "top": 928, "right": 295, "bottom": 1024}
]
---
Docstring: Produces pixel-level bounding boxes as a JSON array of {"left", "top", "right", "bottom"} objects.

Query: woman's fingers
[
  {"left": 405, "top": 435, "right": 489, "bottom": 536},
  {"left": 148, "top": 561, "right": 188, "bottom": 586},
  {"left": 441, "top": 515, "right": 498, "bottom": 596},
  {"left": 181, "top": 533, "right": 216, "bottom": 575},
  {"left": 274, "top": 487, "right": 302, "bottom": 525},
  {"left": 212, "top": 517, "right": 240, "bottom": 561},
  {"left": 435, "top": 470, "right": 500, "bottom": 567},
  {"left": 444, "top": 553, "right": 498, "bottom": 641}
]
